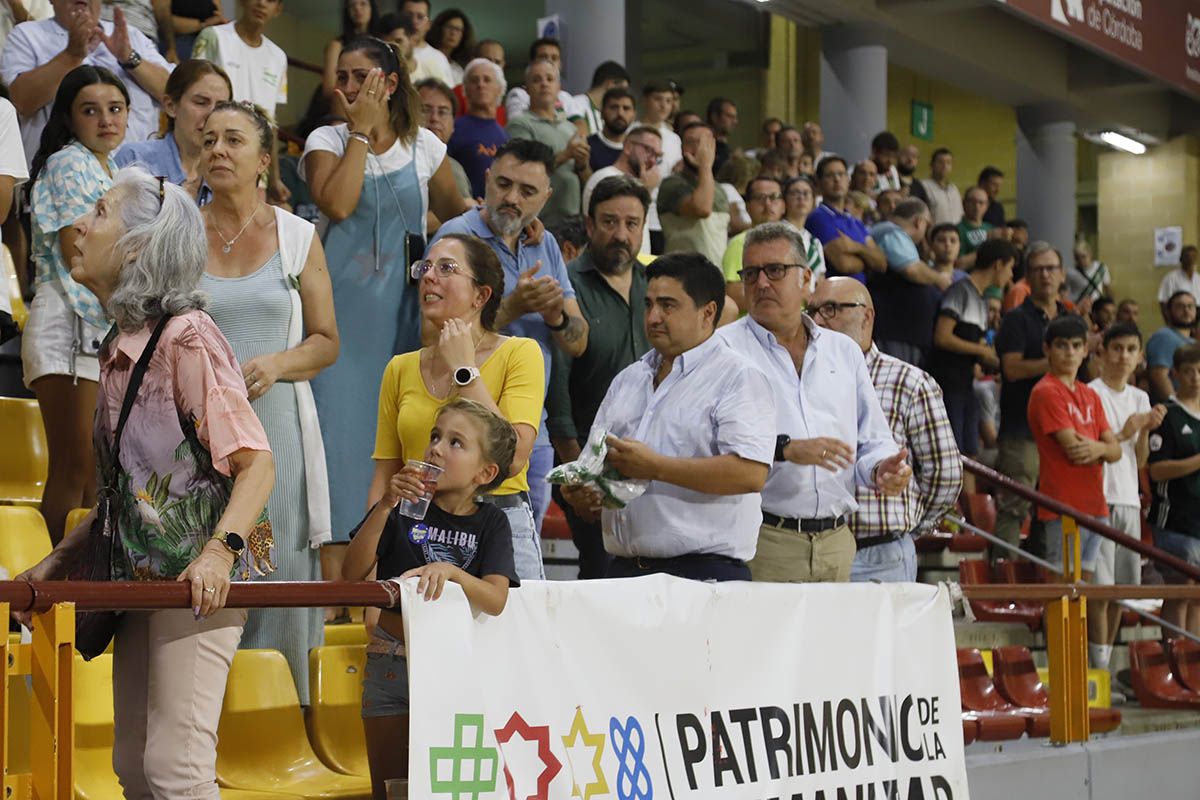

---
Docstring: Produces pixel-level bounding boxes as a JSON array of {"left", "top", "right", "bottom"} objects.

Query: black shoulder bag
[{"left": 68, "top": 315, "right": 172, "bottom": 660}]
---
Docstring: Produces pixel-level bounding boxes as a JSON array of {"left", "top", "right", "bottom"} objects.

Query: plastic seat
[
  {"left": 217, "top": 649, "right": 371, "bottom": 798},
  {"left": 962, "top": 710, "right": 1027, "bottom": 741},
  {"left": 0, "top": 398, "right": 47, "bottom": 506},
  {"left": 958, "top": 560, "right": 1042, "bottom": 629},
  {"left": 949, "top": 532, "right": 987, "bottom": 552},
  {"left": 64, "top": 506, "right": 91, "bottom": 536},
  {"left": 1128, "top": 640, "right": 1200, "bottom": 710},
  {"left": 75, "top": 654, "right": 282, "bottom": 799},
  {"left": 914, "top": 530, "right": 952, "bottom": 552},
  {"left": 308, "top": 646, "right": 369, "bottom": 777},
  {"left": 994, "top": 558, "right": 1050, "bottom": 585},
  {"left": 992, "top": 645, "right": 1121, "bottom": 734},
  {"left": 541, "top": 500, "right": 571, "bottom": 541},
  {"left": 1167, "top": 638, "right": 1200, "bottom": 693},
  {"left": 961, "top": 715, "right": 978, "bottom": 745},
  {"left": 958, "top": 648, "right": 1049, "bottom": 737},
  {"left": 0, "top": 506, "right": 52, "bottom": 577},
  {"left": 323, "top": 623, "right": 368, "bottom": 648},
  {"left": 963, "top": 492, "right": 997, "bottom": 534}
]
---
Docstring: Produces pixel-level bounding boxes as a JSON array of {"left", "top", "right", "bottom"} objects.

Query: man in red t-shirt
[{"left": 1028, "top": 315, "right": 1121, "bottom": 662}]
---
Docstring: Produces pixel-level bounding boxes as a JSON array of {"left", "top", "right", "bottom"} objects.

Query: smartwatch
[
  {"left": 774, "top": 434, "right": 791, "bottom": 463},
  {"left": 454, "top": 366, "right": 481, "bottom": 386},
  {"left": 119, "top": 50, "right": 143, "bottom": 70},
  {"left": 213, "top": 530, "right": 246, "bottom": 557}
]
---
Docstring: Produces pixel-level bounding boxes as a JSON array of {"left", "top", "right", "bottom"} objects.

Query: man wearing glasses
[
  {"left": 581, "top": 125, "right": 663, "bottom": 256},
  {"left": 721, "top": 175, "right": 786, "bottom": 314},
  {"left": 716, "top": 222, "right": 911, "bottom": 583}
]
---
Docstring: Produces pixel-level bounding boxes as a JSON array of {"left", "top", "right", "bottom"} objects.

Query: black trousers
[
  {"left": 552, "top": 485, "right": 612, "bottom": 579},
  {"left": 608, "top": 554, "right": 750, "bottom": 582}
]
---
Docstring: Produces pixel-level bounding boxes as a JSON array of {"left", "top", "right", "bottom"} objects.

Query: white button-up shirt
[
  {"left": 590, "top": 334, "right": 775, "bottom": 561},
  {"left": 0, "top": 17, "right": 172, "bottom": 168},
  {"left": 717, "top": 315, "right": 899, "bottom": 519}
]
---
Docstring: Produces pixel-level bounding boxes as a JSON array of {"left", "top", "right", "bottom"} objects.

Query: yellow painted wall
[
  {"left": 886, "top": 65, "right": 1018, "bottom": 219},
  {"left": 1098, "top": 136, "right": 1200, "bottom": 316}
]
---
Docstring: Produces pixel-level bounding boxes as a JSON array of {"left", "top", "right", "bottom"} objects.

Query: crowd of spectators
[{"left": 0, "top": 1, "right": 1198, "bottom": 796}]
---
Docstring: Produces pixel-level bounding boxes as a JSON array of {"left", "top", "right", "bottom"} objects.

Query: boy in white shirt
[
  {"left": 1088, "top": 321, "right": 1166, "bottom": 668},
  {"left": 193, "top": 0, "right": 287, "bottom": 120},
  {"left": 401, "top": 0, "right": 454, "bottom": 86}
]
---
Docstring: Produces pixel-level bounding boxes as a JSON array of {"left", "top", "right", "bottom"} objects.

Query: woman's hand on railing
[
  {"left": 10, "top": 557, "right": 56, "bottom": 628},
  {"left": 177, "top": 542, "right": 237, "bottom": 618}
]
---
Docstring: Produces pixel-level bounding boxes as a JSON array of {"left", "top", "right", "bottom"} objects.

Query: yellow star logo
[{"left": 561, "top": 707, "right": 609, "bottom": 799}]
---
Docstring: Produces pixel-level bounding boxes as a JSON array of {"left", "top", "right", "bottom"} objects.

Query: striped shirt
[{"left": 851, "top": 346, "right": 963, "bottom": 539}]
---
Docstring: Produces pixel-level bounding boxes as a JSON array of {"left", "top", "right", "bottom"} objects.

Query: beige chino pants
[
  {"left": 748, "top": 522, "right": 856, "bottom": 582},
  {"left": 112, "top": 608, "right": 246, "bottom": 799}
]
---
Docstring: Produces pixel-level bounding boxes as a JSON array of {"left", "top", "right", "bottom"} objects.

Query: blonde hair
[{"left": 436, "top": 399, "right": 517, "bottom": 491}]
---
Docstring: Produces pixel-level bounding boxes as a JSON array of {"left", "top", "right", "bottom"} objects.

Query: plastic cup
[
  {"left": 398, "top": 460, "right": 443, "bottom": 520},
  {"left": 385, "top": 779, "right": 408, "bottom": 799}
]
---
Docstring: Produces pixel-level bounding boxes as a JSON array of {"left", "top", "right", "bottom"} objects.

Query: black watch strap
[
  {"left": 547, "top": 313, "right": 571, "bottom": 332},
  {"left": 775, "top": 434, "right": 790, "bottom": 463}
]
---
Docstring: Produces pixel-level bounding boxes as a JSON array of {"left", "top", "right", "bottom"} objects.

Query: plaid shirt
[{"left": 851, "top": 346, "right": 963, "bottom": 539}]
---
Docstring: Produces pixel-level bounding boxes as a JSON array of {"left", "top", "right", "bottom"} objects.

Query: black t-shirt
[
  {"left": 996, "top": 298, "right": 1067, "bottom": 440},
  {"left": 1148, "top": 400, "right": 1200, "bottom": 537},
  {"left": 172, "top": 0, "right": 217, "bottom": 20},
  {"left": 351, "top": 502, "right": 520, "bottom": 587},
  {"left": 587, "top": 134, "right": 622, "bottom": 173},
  {"left": 928, "top": 278, "right": 988, "bottom": 393}
]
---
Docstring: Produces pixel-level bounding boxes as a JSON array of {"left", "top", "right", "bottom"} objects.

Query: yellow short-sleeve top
[{"left": 372, "top": 336, "right": 545, "bottom": 495}]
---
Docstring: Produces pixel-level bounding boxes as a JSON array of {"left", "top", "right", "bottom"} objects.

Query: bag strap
[{"left": 110, "top": 315, "right": 172, "bottom": 470}]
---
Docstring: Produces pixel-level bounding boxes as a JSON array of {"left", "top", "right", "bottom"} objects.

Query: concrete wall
[{"left": 1098, "top": 136, "right": 1200, "bottom": 318}]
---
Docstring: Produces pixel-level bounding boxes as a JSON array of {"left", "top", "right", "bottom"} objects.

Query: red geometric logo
[{"left": 493, "top": 711, "right": 563, "bottom": 800}]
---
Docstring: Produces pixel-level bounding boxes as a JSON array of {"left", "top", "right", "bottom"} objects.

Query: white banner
[{"left": 401, "top": 576, "right": 969, "bottom": 800}]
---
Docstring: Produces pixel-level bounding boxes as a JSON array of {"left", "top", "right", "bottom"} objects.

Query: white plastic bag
[{"left": 546, "top": 427, "right": 648, "bottom": 509}]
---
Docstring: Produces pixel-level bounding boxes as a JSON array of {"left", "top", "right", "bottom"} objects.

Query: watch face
[
  {"left": 225, "top": 532, "right": 246, "bottom": 552},
  {"left": 455, "top": 367, "right": 474, "bottom": 385}
]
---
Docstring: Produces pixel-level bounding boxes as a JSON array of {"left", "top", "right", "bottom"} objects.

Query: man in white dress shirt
[
  {"left": 589, "top": 252, "right": 776, "bottom": 582},
  {"left": 716, "top": 222, "right": 913, "bottom": 583},
  {"left": 2, "top": 0, "right": 171, "bottom": 167}
]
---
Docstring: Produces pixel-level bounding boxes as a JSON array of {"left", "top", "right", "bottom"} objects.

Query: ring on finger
[{"left": 204, "top": 587, "right": 216, "bottom": 594}]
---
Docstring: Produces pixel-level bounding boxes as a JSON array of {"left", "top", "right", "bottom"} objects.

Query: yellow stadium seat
[
  {"left": 217, "top": 650, "right": 371, "bottom": 798},
  {"left": 74, "top": 653, "right": 301, "bottom": 800},
  {"left": 0, "top": 398, "right": 47, "bottom": 506},
  {"left": 64, "top": 507, "right": 91, "bottom": 537},
  {"left": 0, "top": 506, "right": 51, "bottom": 578},
  {"left": 3, "top": 245, "right": 25, "bottom": 330},
  {"left": 323, "top": 624, "right": 367, "bottom": 648},
  {"left": 308, "top": 646, "right": 369, "bottom": 777}
]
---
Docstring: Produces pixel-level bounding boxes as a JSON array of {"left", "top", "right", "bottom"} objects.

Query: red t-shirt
[{"left": 1027, "top": 374, "right": 1111, "bottom": 520}]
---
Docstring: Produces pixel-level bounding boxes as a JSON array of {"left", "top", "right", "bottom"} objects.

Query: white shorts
[
  {"left": 20, "top": 282, "right": 105, "bottom": 387},
  {"left": 1094, "top": 504, "right": 1143, "bottom": 586}
]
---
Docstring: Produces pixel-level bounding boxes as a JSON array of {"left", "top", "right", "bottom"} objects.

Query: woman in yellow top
[{"left": 370, "top": 233, "right": 545, "bottom": 580}]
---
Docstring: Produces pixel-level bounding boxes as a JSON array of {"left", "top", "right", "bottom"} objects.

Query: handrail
[
  {"left": 961, "top": 456, "right": 1200, "bottom": 582},
  {"left": 287, "top": 55, "right": 322, "bottom": 76},
  {"left": 0, "top": 580, "right": 400, "bottom": 613},
  {"left": 962, "top": 583, "right": 1200, "bottom": 601}
]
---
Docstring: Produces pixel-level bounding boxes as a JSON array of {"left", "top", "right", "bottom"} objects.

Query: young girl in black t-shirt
[{"left": 342, "top": 398, "right": 520, "bottom": 799}]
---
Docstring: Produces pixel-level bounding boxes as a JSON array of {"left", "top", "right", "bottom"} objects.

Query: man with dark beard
[
  {"left": 582, "top": 125, "right": 662, "bottom": 256},
  {"left": 588, "top": 87, "right": 638, "bottom": 172},
  {"left": 548, "top": 175, "right": 653, "bottom": 578}
]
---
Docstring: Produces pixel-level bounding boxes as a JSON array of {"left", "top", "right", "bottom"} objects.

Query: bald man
[
  {"left": 716, "top": 222, "right": 910, "bottom": 583},
  {"left": 809, "top": 278, "right": 963, "bottom": 581}
]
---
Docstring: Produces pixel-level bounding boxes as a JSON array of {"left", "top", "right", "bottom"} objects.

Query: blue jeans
[
  {"left": 850, "top": 534, "right": 917, "bottom": 583},
  {"left": 361, "top": 627, "right": 408, "bottom": 718},
  {"left": 498, "top": 499, "right": 545, "bottom": 581},
  {"left": 1044, "top": 517, "right": 1107, "bottom": 575},
  {"left": 1153, "top": 527, "right": 1200, "bottom": 576},
  {"left": 526, "top": 443, "right": 554, "bottom": 534}
]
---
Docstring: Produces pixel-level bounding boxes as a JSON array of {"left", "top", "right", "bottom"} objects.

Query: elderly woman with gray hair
[{"left": 14, "top": 166, "right": 275, "bottom": 799}]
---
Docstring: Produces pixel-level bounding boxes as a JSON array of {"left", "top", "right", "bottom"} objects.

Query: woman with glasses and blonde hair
[{"left": 198, "top": 99, "right": 339, "bottom": 704}]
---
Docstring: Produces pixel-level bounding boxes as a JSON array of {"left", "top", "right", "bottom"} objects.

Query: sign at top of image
[{"left": 995, "top": 0, "right": 1200, "bottom": 98}]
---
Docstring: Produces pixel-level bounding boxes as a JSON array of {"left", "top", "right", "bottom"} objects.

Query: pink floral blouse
[{"left": 96, "top": 311, "right": 273, "bottom": 580}]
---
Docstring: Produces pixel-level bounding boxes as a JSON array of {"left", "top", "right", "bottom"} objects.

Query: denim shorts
[
  {"left": 361, "top": 627, "right": 409, "bottom": 719},
  {"left": 482, "top": 494, "right": 544, "bottom": 581},
  {"left": 1044, "top": 517, "right": 1107, "bottom": 575},
  {"left": 1153, "top": 527, "right": 1200, "bottom": 578}
]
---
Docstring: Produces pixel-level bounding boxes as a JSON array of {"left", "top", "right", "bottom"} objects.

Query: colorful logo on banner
[
  {"left": 429, "top": 714, "right": 499, "bottom": 798},
  {"left": 561, "top": 709, "right": 608, "bottom": 799},
  {"left": 494, "top": 712, "right": 562, "bottom": 800}
]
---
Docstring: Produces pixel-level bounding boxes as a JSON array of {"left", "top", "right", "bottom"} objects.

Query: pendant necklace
[{"left": 213, "top": 203, "right": 262, "bottom": 254}]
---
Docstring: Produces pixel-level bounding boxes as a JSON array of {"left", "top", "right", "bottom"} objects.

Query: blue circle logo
[{"left": 409, "top": 523, "right": 429, "bottom": 544}]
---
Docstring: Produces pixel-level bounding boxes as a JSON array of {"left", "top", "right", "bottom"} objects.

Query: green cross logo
[{"left": 429, "top": 714, "right": 500, "bottom": 798}]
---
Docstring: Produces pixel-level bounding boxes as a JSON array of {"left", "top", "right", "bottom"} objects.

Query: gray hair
[
  {"left": 463, "top": 57, "right": 507, "bottom": 98},
  {"left": 106, "top": 166, "right": 208, "bottom": 333},
  {"left": 1024, "top": 240, "right": 1062, "bottom": 272},
  {"left": 891, "top": 197, "right": 929, "bottom": 221},
  {"left": 525, "top": 57, "right": 560, "bottom": 82},
  {"left": 744, "top": 221, "right": 809, "bottom": 266}
]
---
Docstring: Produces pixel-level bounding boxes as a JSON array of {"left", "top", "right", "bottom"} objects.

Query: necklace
[{"left": 212, "top": 203, "right": 262, "bottom": 254}]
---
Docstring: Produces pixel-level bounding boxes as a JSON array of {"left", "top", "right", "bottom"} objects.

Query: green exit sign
[{"left": 911, "top": 101, "right": 933, "bottom": 141}]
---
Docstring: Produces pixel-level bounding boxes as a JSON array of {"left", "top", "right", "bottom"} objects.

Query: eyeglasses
[
  {"left": 410, "top": 259, "right": 478, "bottom": 281},
  {"left": 812, "top": 301, "right": 867, "bottom": 320},
  {"left": 156, "top": 175, "right": 166, "bottom": 210},
  {"left": 630, "top": 139, "right": 664, "bottom": 164},
  {"left": 748, "top": 192, "right": 783, "bottom": 203},
  {"left": 421, "top": 104, "right": 454, "bottom": 119},
  {"left": 1026, "top": 264, "right": 1062, "bottom": 274},
  {"left": 738, "top": 263, "right": 805, "bottom": 283}
]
